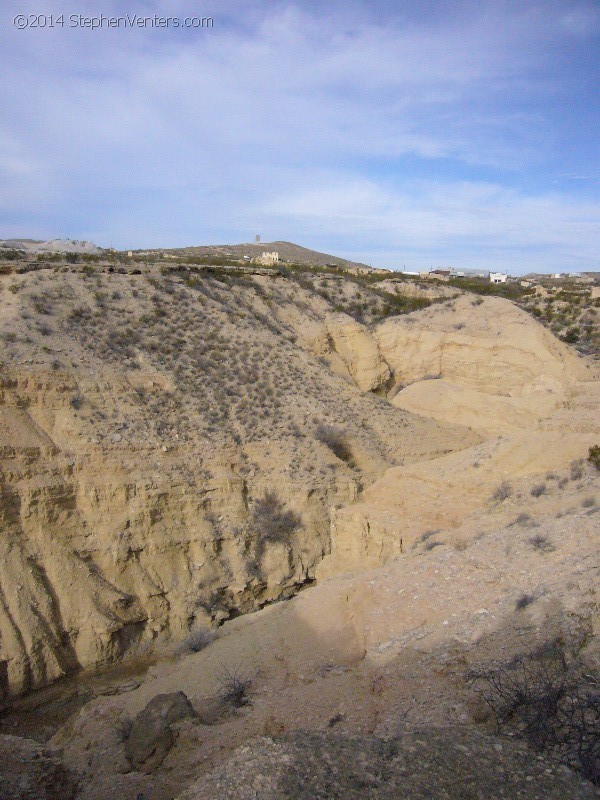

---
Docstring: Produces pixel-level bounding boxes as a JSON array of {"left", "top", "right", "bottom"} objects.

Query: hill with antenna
[{"left": 152, "top": 240, "right": 374, "bottom": 270}]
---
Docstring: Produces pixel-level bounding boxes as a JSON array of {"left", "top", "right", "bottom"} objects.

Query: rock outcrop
[
  {"left": 125, "top": 691, "right": 196, "bottom": 772},
  {"left": 376, "top": 295, "right": 589, "bottom": 396}
]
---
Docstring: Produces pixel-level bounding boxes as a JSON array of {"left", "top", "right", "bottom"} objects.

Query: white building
[
  {"left": 254, "top": 251, "right": 279, "bottom": 266},
  {"left": 490, "top": 272, "right": 508, "bottom": 284}
]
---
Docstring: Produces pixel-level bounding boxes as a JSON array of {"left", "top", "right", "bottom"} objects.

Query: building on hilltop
[
  {"left": 490, "top": 272, "right": 508, "bottom": 284},
  {"left": 253, "top": 251, "right": 279, "bottom": 266}
]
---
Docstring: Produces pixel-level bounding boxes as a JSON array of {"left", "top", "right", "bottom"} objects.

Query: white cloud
[
  {"left": 261, "top": 177, "right": 600, "bottom": 271},
  {"left": 0, "top": 0, "right": 598, "bottom": 271}
]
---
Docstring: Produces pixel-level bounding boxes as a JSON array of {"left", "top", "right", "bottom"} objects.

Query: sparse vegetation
[
  {"left": 468, "top": 644, "right": 599, "bottom": 784},
  {"left": 589, "top": 445, "right": 600, "bottom": 471},
  {"left": 529, "top": 534, "right": 555, "bottom": 553},
  {"left": 217, "top": 665, "right": 252, "bottom": 709},
  {"left": 176, "top": 626, "right": 215, "bottom": 656},
  {"left": 530, "top": 483, "right": 547, "bottom": 497},
  {"left": 515, "top": 593, "right": 536, "bottom": 611},
  {"left": 511, "top": 512, "right": 533, "bottom": 527},
  {"left": 491, "top": 481, "right": 512, "bottom": 503},
  {"left": 250, "top": 492, "right": 301, "bottom": 546}
]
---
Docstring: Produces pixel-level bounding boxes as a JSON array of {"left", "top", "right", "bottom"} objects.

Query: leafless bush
[
  {"left": 530, "top": 483, "right": 547, "bottom": 497},
  {"left": 468, "top": 648, "right": 599, "bottom": 784},
  {"left": 217, "top": 665, "right": 252, "bottom": 709},
  {"left": 176, "top": 626, "right": 215, "bottom": 656},
  {"left": 570, "top": 459, "right": 585, "bottom": 481},
  {"left": 510, "top": 512, "right": 533, "bottom": 527},
  {"left": 529, "top": 534, "right": 555, "bottom": 553},
  {"left": 424, "top": 539, "right": 443, "bottom": 551},
  {"left": 491, "top": 481, "right": 512, "bottom": 503}
]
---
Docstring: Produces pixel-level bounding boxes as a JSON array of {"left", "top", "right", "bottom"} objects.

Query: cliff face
[
  {"left": 1, "top": 265, "right": 593, "bottom": 699},
  {"left": 376, "top": 295, "right": 589, "bottom": 396},
  {"left": 0, "top": 266, "right": 475, "bottom": 698},
  {"left": 317, "top": 295, "right": 597, "bottom": 579},
  {"left": 0, "top": 368, "right": 350, "bottom": 698}
]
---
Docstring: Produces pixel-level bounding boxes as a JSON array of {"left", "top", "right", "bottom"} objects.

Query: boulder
[{"left": 125, "top": 691, "right": 196, "bottom": 772}]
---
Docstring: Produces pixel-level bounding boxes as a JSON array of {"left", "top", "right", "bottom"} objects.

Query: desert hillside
[{"left": 0, "top": 255, "right": 598, "bottom": 799}]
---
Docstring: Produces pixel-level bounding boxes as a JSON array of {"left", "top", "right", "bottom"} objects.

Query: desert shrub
[
  {"left": 529, "top": 534, "right": 555, "bottom": 553},
  {"left": 176, "top": 626, "right": 215, "bottom": 656},
  {"left": 468, "top": 647, "right": 599, "bottom": 783},
  {"left": 217, "top": 665, "right": 252, "bottom": 709},
  {"left": 491, "top": 480, "right": 512, "bottom": 503},
  {"left": 70, "top": 394, "right": 83, "bottom": 410},
  {"left": 424, "top": 539, "right": 443, "bottom": 551},
  {"left": 562, "top": 327, "right": 580, "bottom": 343},
  {"left": 413, "top": 529, "right": 441, "bottom": 550},
  {"left": 530, "top": 483, "right": 547, "bottom": 497},
  {"left": 588, "top": 445, "right": 600, "bottom": 471},
  {"left": 250, "top": 492, "right": 301, "bottom": 544},
  {"left": 570, "top": 459, "right": 585, "bottom": 480},
  {"left": 582, "top": 496, "right": 596, "bottom": 509},
  {"left": 515, "top": 593, "right": 536, "bottom": 611},
  {"left": 511, "top": 512, "right": 532, "bottom": 527},
  {"left": 0, "top": 248, "right": 24, "bottom": 261}
]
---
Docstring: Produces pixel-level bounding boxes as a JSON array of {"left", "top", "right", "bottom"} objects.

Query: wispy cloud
[{"left": 1, "top": 0, "right": 599, "bottom": 270}]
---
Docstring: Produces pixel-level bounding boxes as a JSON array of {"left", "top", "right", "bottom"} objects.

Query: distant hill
[
  {"left": 0, "top": 238, "right": 101, "bottom": 254},
  {"left": 156, "top": 240, "right": 372, "bottom": 270}
]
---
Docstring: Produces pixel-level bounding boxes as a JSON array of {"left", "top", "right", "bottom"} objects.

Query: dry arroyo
[{"left": 0, "top": 257, "right": 598, "bottom": 800}]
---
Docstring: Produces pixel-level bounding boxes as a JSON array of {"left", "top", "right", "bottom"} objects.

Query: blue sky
[{"left": 1, "top": 0, "right": 599, "bottom": 272}]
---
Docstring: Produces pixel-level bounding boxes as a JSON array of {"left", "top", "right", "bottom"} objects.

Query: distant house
[
  {"left": 449, "top": 268, "right": 489, "bottom": 279},
  {"left": 490, "top": 272, "right": 508, "bottom": 284},
  {"left": 428, "top": 270, "right": 450, "bottom": 282},
  {"left": 253, "top": 251, "right": 279, "bottom": 266}
]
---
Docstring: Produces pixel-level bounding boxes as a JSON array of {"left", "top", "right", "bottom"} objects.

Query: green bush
[{"left": 588, "top": 445, "right": 600, "bottom": 471}]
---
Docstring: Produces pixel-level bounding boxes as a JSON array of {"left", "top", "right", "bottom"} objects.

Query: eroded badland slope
[
  {"left": 0, "top": 262, "right": 478, "bottom": 698},
  {"left": 0, "top": 259, "right": 598, "bottom": 800}
]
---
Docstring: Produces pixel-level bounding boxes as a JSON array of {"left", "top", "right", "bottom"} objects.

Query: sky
[{"left": 1, "top": 0, "right": 599, "bottom": 273}]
